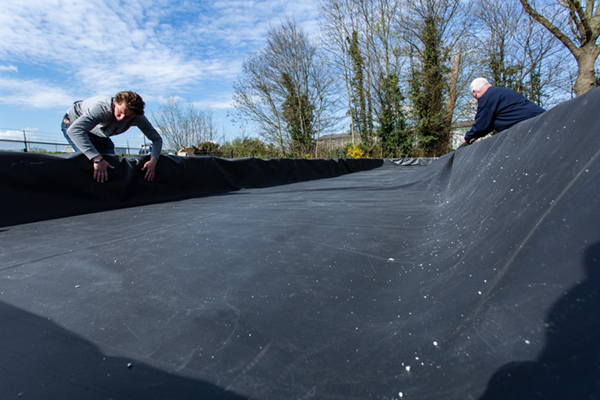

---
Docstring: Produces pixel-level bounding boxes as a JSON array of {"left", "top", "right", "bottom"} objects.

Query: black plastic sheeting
[
  {"left": 0, "top": 154, "right": 383, "bottom": 228},
  {"left": 384, "top": 158, "right": 438, "bottom": 166},
  {"left": 1, "top": 88, "right": 600, "bottom": 400}
]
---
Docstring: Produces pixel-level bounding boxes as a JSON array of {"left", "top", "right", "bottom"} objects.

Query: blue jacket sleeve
[{"left": 464, "top": 100, "right": 495, "bottom": 141}]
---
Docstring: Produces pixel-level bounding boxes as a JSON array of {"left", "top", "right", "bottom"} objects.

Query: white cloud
[
  {"left": 208, "top": 100, "right": 235, "bottom": 110},
  {"left": 0, "top": 129, "right": 25, "bottom": 140},
  {"left": 0, "top": 65, "right": 18, "bottom": 72},
  {"left": 0, "top": 0, "right": 320, "bottom": 125},
  {"left": 0, "top": 76, "right": 74, "bottom": 108},
  {"left": 0, "top": 127, "right": 44, "bottom": 142},
  {"left": 0, "top": 0, "right": 216, "bottom": 95}
]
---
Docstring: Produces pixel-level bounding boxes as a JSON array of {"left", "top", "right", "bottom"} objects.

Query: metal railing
[{"left": 0, "top": 138, "right": 138, "bottom": 156}]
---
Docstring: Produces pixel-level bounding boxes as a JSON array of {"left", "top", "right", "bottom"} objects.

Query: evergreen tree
[
  {"left": 377, "top": 73, "right": 412, "bottom": 157},
  {"left": 220, "top": 137, "right": 282, "bottom": 159},
  {"left": 409, "top": 15, "right": 449, "bottom": 157},
  {"left": 526, "top": 68, "right": 543, "bottom": 106},
  {"left": 347, "top": 30, "right": 372, "bottom": 148},
  {"left": 489, "top": 42, "right": 523, "bottom": 92},
  {"left": 281, "top": 72, "right": 315, "bottom": 157}
]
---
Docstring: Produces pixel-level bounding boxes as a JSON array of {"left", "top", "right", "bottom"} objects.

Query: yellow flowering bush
[{"left": 347, "top": 144, "right": 365, "bottom": 158}]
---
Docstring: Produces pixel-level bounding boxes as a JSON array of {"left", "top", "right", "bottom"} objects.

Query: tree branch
[
  {"left": 568, "top": 0, "right": 593, "bottom": 42},
  {"left": 519, "top": 0, "right": 579, "bottom": 55}
]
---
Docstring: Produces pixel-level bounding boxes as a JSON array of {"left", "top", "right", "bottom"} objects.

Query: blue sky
[{"left": 0, "top": 0, "right": 321, "bottom": 150}]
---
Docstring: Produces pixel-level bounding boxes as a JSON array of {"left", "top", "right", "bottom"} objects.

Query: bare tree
[
  {"left": 319, "top": 0, "right": 408, "bottom": 152},
  {"left": 319, "top": 0, "right": 361, "bottom": 144},
  {"left": 475, "top": 0, "right": 570, "bottom": 105},
  {"left": 232, "top": 53, "right": 287, "bottom": 154},
  {"left": 267, "top": 19, "right": 338, "bottom": 156},
  {"left": 519, "top": 0, "right": 600, "bottom": 95},
  {"left": 151, "top": 97, "right": 217, "bottom": 152},
  {"left": 233, "top": 19, "right": 337, "bottom": 157},
  {"left": 444, "top": 52, "right": 461, "bottom": 138},
  {"left": 480, "top": 0, "right": 528, "bottom": 88},
  {"left": 358, "top": 0, "right": 409, "bottom": 149}
]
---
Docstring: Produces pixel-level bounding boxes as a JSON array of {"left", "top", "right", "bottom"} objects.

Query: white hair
[{"left": 470, "top": 77, "right": 491, "bottom": 92}]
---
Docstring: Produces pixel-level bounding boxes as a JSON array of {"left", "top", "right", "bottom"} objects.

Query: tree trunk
[
  {"left": 444, "top": 52, "right": 461, "bottom": 151},
  {"left": 519, "top": 0, "right": 600, "bottom": 96},
  {"left": 573, "top": 43, "right": 600, "bottom": 95}
]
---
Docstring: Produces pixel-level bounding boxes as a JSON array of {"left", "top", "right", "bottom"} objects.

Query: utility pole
[{"left": 23, "top": 130, "right": 28, "bottom": 152}]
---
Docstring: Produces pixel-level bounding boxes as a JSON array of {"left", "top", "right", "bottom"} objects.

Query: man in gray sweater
[{"left": 61, "top": 91, "right": 163, "bottom": 183}]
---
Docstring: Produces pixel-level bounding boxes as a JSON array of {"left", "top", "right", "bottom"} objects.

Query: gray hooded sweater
[{"left": 65, "top": 96, "right": 163, "bottom": 160}]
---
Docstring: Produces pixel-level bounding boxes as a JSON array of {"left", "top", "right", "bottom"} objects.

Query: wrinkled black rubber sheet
[{"left": 1, "top": 89, "right": 600, "bottom": 399}]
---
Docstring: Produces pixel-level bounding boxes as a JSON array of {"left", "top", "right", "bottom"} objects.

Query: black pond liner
[{"left": 1, "top": 89, "right": 599, "bottom": 399}]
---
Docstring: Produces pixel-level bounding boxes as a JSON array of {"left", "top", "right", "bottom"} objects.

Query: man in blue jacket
[{"left": 460, "top": 78, "right": 546, "bottom": 147}]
